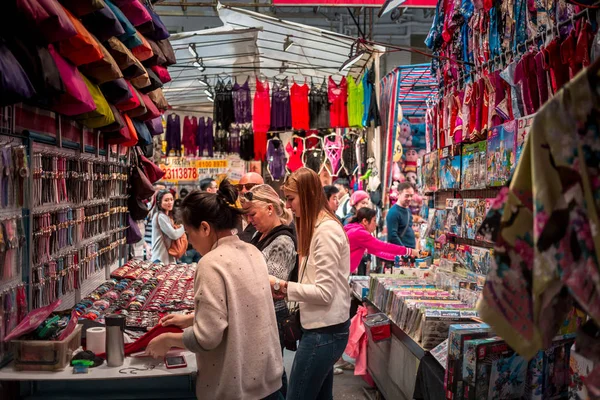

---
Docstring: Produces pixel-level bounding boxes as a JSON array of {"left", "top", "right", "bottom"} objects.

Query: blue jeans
[
  {"left": 275, "top": 308, "right": 289, "bottom": 398},
  {"left": 286, "top": 321, "right": 350, "bottom": 400}
]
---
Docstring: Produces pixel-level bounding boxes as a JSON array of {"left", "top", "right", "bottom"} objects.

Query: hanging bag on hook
[{"left": 130, "top": 149, "right": 154, "bottom": 200}]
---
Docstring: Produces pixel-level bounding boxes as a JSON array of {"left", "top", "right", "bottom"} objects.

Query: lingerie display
[
  {"left": 302, "top": 134, "right": 325, "bottom": 174},
  {"left": 285, "top": 136, "right": 304, "bottom": 172},
  {"left": 328, "top": 76, "right": 348, "bottom": 128},
  {"left": 341, "top": 133, "right": 359, "bottom": 175},
  {"left": 270, "top": 77, "right": 292, "bottom": 131},
  {"left": 214, "top": 128, "right": 229, "bottom": 155},
  {"left": 239, "top": 126, "right": 254, "bottom": 161},
  {"left": 232, "top": 77, "right": 252, "bottom": 124},
  {"left": 309, "top": 76, "right": 330, "bottom": 129},
  {"left": 347, "top": 76, "right": 364, "bottom": 128},
  {"left": 253, "top": 77, "right": 271, "bottom": 134},
  {"left": 290, "top": 80, "right": 310, "bottom": 131},
  {"left": 165, "top": 114, "right": 181, "bottom": 156},
  {"left": 213, "top": 78, "right": 235, "bottom": 130},
  {"left": 228, "top": 125, "right": 241, "bottom": 155},
  {"left": 266, "top": 139, "right": 286, "bottom": 180},
  {"left": 182, "top": 116, "right": 197, "bottom": 156},
  {"left": 323, "top": 134, "right": 343, "bottom": 176}
]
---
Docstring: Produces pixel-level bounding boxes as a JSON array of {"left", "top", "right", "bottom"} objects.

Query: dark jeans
[
  {"left": 286, "top": 321, "right": 350, "bottom": 400},
  {"left": 275, "top": 307, "right": 289, "bottom": 398}
]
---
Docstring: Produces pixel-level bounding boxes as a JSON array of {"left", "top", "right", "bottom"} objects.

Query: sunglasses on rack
[{"left": 236, "top": 183, "right": 258, "bottom": 191}]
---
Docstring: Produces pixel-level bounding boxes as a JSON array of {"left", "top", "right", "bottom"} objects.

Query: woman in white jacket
[{"left": 269, "top": 167, "right": 351, "bottom": 400}]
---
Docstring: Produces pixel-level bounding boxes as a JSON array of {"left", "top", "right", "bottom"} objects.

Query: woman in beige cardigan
[
  {"left": 269, "top": 168, "right": 351, "bottom": 400},
  {"left": 146, "top": 180, "right": 283, "bottom": 400}
]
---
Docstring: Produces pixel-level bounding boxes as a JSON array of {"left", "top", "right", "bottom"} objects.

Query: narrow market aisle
[{"left": 283, "top": 350, "right": 370, "bottom": 399}]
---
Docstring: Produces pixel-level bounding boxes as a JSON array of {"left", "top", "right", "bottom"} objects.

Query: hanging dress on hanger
[
  {"left": 347, "top": 76, "right": 364, "bottom": 128},
  {"left": 323, "top": 134, "right": 343, "bottom": 176},
  {"left": 165, "top": 114, "right": 181, "bottom": 156},
  {"left": 196, "top": 117, "right": 206, "bottom": 156},
  {"left": 286, "top": 136, "right": 304, "bottom": 172},
  {"left": 253, "top": 77, "right": 270, "bottom": 160},
  {"left": 182, "top": 116, "right": 197, "bottom": 156},
  {"left": 267, "top": 139, "right": 287, "bottom": 180},
  {"left": 290, "top": 80, "right": 309, "bottom": 131},
  {"left": 205, "top": 117, "right": 214, "bottom": 157},
  {"left": 328, "top": 76, "right": 348, "bottom": 128},
  {"left": 240, "top": 125, "right": 254, "bottom": 161},
  {"left": 342, "top": 133, "right": 358, "bottom": 175},
  {"left": 309, "top": 77, "right": 330, "bottom": 129},
  {"left": 233, "top": 77, "right": 252, "bottom": 124},
  {"left": 214, "top": 79, "right": 235, "bottom": 130},
  {"left": 364, "top": 68, "right": 381, "bottom": 127},
  {"left": 270, "top": 77, "right": 292, "bottom": 131}
]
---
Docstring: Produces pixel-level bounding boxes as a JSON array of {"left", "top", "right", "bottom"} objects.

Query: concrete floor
[{"left": 283, "top": 349, "right": 371, "bottom": 400}]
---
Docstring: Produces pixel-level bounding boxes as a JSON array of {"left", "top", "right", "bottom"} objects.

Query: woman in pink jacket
[{"left": 344, "top": 207, "right": 419, "bottom": 273}]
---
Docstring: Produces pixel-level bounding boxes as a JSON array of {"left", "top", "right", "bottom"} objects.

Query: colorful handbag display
[
  {"left": 125, "top": 87, "right": 147, "bottom": 117},
  {"left": 5, "top": 38, "right": 64, "bottom": 106},
  {"left": 139, "top": 68, "right": 162, "bottom": 93},
  {"left": 121, "top": 113, "right": 139, "bottom": 147},
  {"left": 78, "top": 36, "right": 123, "bottom": 84},
  {"left": 58, "top": 0, "right": 105, "bottom": 16},
  {"left": 99, "top": 105, "right": 125, "bottom": 132},
  {"left": 100, "top": 78, "right": 132, "bottom": 105},
  {"left": 48, "top": 44, "right": 96, "bottom": 116},
  {"left": 142, "top": 2, "right": 169, "bottom": 41},
  {"left": 150, "top": 65, "right": 171, "bottom": 84},
  {"left": 80, "top": 0, "right": 125, "bottom": 42},
  {"left": 132, "top": 118, "right": 152, "bottom": 147},
  {"left": 111, "top": 0, "right": 151, "bottom": 26},
  {"left": 104, "top": 0, "right": 139, "bottom": 47},
  {"left": 137, "top": 147, "right": 164, "bottom": 183},
  {"left": 104, "top": 112, "right": 137, "bottom": 146},
  {"left": 0, "top": 42, "right": 36, "bottom": 107},
  {"left": 57, "top": 7, "right": 104, "bottom": 66},
  {"left": 131, "top": 32, "right": 154, "bottom": 62},
  {"left": 16, "top": 0, "right": 77, "bottom": 43},
  {"left": 105, "top": 37, "right": 145, "bottom": 79},
  {"left": 145, "top": 117, "right": 163, "bottom": 136},
  {"left": 147, "top": 88, "right": 168, "bottom": 110},
  {"left": 156, "top": 39, "right": 176, "bottom": 66},
  {"left": 130, "top": 68, "right": 151, "bottom": 90},
  {"left": 75, "top": 75, "right": 116, "bottom": 129},
  {"left": 138, "top": 91, "right": 160, "bottom": 121},
  {"left": 142, "top": 38, "right": 166, "bottom": 67}
]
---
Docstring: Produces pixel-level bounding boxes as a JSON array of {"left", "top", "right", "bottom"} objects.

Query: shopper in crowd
[
  {"left": 241, "top": 184, "right": 297, "bottom": 397},
  {"left": 151, "top": 189, "right": 185, "bottom": 264},
  {"left": 269, "top": 167, "right": 351, "bottom": 400},
  {"left": 324, "top": 185, "right": 340, "bottom": 213},
  {"left": 342, "top": 190, "right": 372, "bottom": 225},
  {"left": 147, "top": 180, "right": 284, "bottom": 400},
  {"left": 179, "top": 188, "right": 201, "bottom": 264},
  {"left": 144, "top": 185, "right": 166, "bottom": 261},
  {"left": 237, "top": 172, "right": 265, "bottom": 242},
  {"left": 345, "top": 207, "right": 419, "bottom": 273},
  {"left": 199, "top": 177, "right": 218, "bottom": 193},
  {"left": 386, "top": 182, "right": 417, "bottom": 248},
  {"left": 334, "top": 178, "right": 351, "bottom": 219}
]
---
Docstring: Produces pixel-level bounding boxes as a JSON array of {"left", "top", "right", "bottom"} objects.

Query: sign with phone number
[
  {"left": 159, "top": 159, "right": 230, "bottom": 182},
  {"left": 160, "top": 166, "right": 199, "bottom": 182}
]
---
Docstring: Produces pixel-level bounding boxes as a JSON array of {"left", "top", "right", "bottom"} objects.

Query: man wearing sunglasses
[{"left": 236, "top": 172, "right": 264, "bottom": 242}]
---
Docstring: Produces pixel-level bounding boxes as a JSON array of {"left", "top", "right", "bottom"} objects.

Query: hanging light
[
  {"left": 188, "top": 43, "right": 198, "bottom": 58},
  {"left": 204, "top": 87, "right": 213, "bottom": 98},
  {"left": 207, "top": 95, "right": 214, "bottom": 103},
  {"left": 339, "top": 50, "right": 366, "bottom": 72},
  {"left": 193, "top": 58, "right": 206, "bottom": 72},
  {"left": 283, "top": 35, "right": 294, "bottom": 52},
  {"left": 198, "top": 75, "right": 209, "bottom": 87}
]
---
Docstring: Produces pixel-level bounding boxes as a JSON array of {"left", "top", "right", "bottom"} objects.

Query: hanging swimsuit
[
  {"left": 341, "top": 134, "right": 358, "bottom": 176},
  {"left": 323, "top": 134, "right": 343, "bottom": 176},
  {"left": 286, "top": 137, "right": 304, "bottom": 172},
  {"left": 267, "top": 139, "right": 286, "bottom": 180},
  {"left": 232, "top": 77, "right": 252, "bottom": 124}
]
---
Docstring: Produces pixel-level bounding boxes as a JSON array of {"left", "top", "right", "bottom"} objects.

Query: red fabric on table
[{"left": 94, "top": 324, "right": 183, "bottom": 358}]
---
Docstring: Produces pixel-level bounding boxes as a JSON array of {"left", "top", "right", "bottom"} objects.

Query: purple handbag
[
  {"left": 141, "top": 2, "right": 169, "bottom": 41},
  {"left": 0, "top": 42, "right": 36, "bottom": 107},
  {"left": 80, "top": 1, "right": 125, "bottom": 42},
  {"left": 126, "top": 214, "right": 143, "bottom": 244},
  {"left": 145, "top": 117, "right": 163, "bottom": 136}
]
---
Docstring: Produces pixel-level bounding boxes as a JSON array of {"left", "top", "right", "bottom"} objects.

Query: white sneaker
[{"left": 334, "top": 367, "right": 344, "bottom": 375}]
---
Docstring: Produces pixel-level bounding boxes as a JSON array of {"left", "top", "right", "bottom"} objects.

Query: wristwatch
[{"left": 274, "top": 279, "right": 281, "bottom": 292}]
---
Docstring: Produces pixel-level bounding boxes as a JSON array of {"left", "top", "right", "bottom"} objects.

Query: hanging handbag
[
  {"left": 130, "top": 68, "right": 151, "bottom": 91},
  {"left": 58, "top": 0, "right": 105, "bottom": 16},
  {"left": 139, "top": 68, "right": 162, "bottom": 93},
  {"left": 16, "top": 0, "right": 77, "bottom": 44},
  {"left": 105, "top": 37, "right": 145, "bottom": 79},
  {"left": 147, "top": 88, "right": 168, "bottom": 110},
  {"left": 121, "top": 114, "right": 139, "bottom": 147},
  {"left": 125, "top": 87, "right": 147, "bottom": 117},
  {"left": 57, "top": 7, "right": 104, "bottom": 66},
  {"left": 75, "top": 75, "right": 116, "bottom": 129},
  {"left": 137, "top": 147, "right": 164, "bottom": 183},
  {"left": 156, "top": 39, "right": 176, "bottom": 66},
  {"left": 80, "top": 1, "right": 125, "bottom": 42},
  {"left": 130, "top": 155, "right": 154, "bottom": 200},
  {"left": 126, "top": 214, "right": 143, "bottom": 244},
  {"left": 281, "top": 257, "right": 307, "bottom": 351},
  {"left": 104, "top": 0, "right": 138, "bottom": 46},
  {"left": 111, "top": 0, "right": 152, "bottom": 26},
  {"left": 142, "top": 38, "right": 166, "bottom": 67},
  {"left": 78, "top": 36, "right": 123, "bottom": 84},
  {"left": 127, "top": 191, "right": 150, "bottom": 220},
  {"left": 131, "top": 32, "right": 154, "bottom": 62},
  {"left": 138, "top": 91, "right": 161, "bottom": 121},
  {"left": 100, "top": 78, "right": 132, "bottom": 105},
  {"left": 142, "top": 2, "right": 169, "bottom": 41},
  {"left": 145, "top": 117, "right": 163, "bottom": 136},
  {"left": 132, "top": 118, "right": 152, "bottom": 146},
  {"left": 0, "top": 42, "right": 36, "bottom": 107},
  {"left": 150, "top": 65, "right": 171, "bottom": 84}
]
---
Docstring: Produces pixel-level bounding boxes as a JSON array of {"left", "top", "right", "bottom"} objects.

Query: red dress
[
  {"left": 182, "top": 116, "right": 197, "bottom": 156},
  {"left": 253, "top": 78, "right": 271, "bottom": 160},
  {"left": 290, "top": 82, "right": 309, "bottom": 130},
  {"left": 328, "top": 76, "right": 349, "bottom": 128}
]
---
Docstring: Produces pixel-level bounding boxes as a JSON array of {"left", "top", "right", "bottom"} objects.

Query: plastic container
[
  {"left": 363, "top": 312, "right": 391, "bottom": 342},
  {"left": 10, "top": 324, "right": 82, "bottom": 371}
]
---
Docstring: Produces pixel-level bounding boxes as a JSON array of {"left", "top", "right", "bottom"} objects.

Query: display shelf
[{"left": 363, "top": 297, "right": 426, "bottom": 360}]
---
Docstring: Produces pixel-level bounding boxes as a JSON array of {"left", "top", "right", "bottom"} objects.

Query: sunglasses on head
[
  {"left": 242, "top": 192, "right": 270, "bottom": 203},
  {"left": 236, "top": 183, "right": 258, "bottom": 191}
]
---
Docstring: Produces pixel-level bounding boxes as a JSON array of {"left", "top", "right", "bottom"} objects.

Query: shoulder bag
[
  {"left": 281, "top": 257, "right": 308, "bottom": 351},
  {"left": 163, "top": 217, "right": 188, "bottom": 258}
]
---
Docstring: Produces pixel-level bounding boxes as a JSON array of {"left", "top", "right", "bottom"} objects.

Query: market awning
[
  {"left": 163, "top": 4, "right": 385, "bottom": 113},
  {"left": 396, "top": 64, "right": 436, "bottom": 117}
]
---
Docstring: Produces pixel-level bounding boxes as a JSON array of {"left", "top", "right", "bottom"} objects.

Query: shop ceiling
[{"left": 163, "top": 5, "right": 386, "bottom": 113}]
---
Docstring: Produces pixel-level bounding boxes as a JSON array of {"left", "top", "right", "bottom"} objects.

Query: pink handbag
[
  {"left": 17, "top": 0, "right": 77, "bottom": 43},
  {"left": 150, "top": 65, "right": 171, "bottom": 84},
  {"left": 47, "top": 44, "right": 96, "bottom": 116},
  {"left": 138, "top": 91, "right": 160, "bottom": 121},
  {"left": 111, "top": 0, "right": 151, "bottom": 26}
]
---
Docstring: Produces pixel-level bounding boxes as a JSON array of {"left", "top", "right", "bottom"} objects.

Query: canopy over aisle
[
  {"left": 396, "top": 64, "right": 437, "bottom": 118},
  {"left": 164, "top": 4, "right": 385, "bottom": 113}
]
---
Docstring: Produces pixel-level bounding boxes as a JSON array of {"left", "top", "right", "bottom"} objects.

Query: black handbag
[{"left": 281, "top": 258, "right": 307, "bottom": 351}]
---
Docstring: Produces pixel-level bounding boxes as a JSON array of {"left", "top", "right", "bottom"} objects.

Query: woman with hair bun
[
  {"left": 146, "top": 180, "right": 284, "bottom": 400},
  {"left": 241, "top": 184, "right": 297, "bottom": 397}
]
